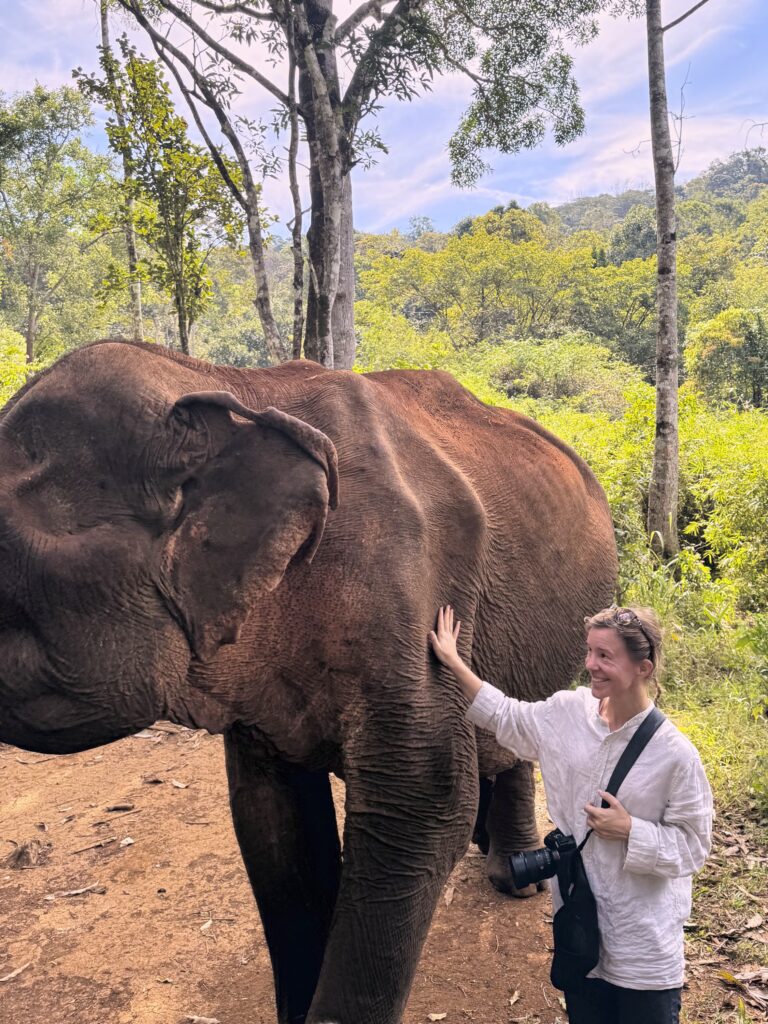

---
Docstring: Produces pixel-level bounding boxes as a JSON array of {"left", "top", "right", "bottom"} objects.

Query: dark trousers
[{"left": 564, "top": 977, "right": 682, "bottom": 1024}]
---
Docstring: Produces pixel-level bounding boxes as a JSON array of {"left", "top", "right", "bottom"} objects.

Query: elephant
[{"left": 0, "top": 340, "right": 617, "bottom": 1024}]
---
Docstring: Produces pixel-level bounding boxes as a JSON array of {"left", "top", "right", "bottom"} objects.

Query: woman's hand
[
  {"left": 429, "top": 605, "right": 462, "bottom": 669},
  {"left": 584, "top": 790, "right": 632, "bottom": 841}
]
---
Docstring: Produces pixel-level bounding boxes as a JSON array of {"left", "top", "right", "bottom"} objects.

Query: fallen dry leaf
[
  {"left": 510, "top": 990, "right": 520, "bottom": 1005},
  {"left": 184, "top": 1016, "right": 220, "bottom": 1024},
  {"left": 719, "top": 969, "right": 768, "bottom": 1011},
  {"left": 443, "top": 884, "right": 455, "bottom": 906},
  {"left": 427, "top": 1014, "right": 447, "bottom": 1021},
  {"left": 172, "top": 780, "right": 189, "bottom": 789}
]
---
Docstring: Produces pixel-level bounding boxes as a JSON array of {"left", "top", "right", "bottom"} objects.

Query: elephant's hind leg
[
  {"left": 485, "top": 761, "right": 545, "bottom": 898},
  {"left": 224, "top": 727, "right": 341, "bottom": 1024}
]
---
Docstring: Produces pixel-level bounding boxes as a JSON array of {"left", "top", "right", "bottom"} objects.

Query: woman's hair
[{"left": 584, "top": 605, "right": 664, "bottom": 700}]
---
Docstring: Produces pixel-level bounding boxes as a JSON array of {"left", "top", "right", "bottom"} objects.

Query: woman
[{"left": 429, "top": 604, "right": 712, "bottom": 1024}]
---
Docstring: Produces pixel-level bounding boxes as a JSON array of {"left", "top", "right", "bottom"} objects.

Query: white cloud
[
  {"left": 570, "top": 0, "right": 756, "bottom": 108},
  {"left": 4, "top": 0, "right": 766, "bottom": 234}
]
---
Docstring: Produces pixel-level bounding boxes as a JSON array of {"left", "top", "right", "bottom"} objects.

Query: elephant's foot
[{"left": 486, "top": 849, "right": 548, "bottom": 898}]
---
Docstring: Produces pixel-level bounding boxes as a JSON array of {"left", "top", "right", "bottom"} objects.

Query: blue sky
[{"left": 1, "top": 0, "right": 766, "bottom": 233}]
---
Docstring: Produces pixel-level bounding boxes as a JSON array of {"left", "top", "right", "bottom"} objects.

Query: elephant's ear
[{"left": 158, "top": 391, "right": 339, "bottom": 663}]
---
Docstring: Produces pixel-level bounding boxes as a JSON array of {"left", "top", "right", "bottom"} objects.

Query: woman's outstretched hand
[
  {"left": 429, "top": 605, "right": 462, "bottom": 669},
  {"left": 429, "top": 605, "right": 484, "bottom": 701}
]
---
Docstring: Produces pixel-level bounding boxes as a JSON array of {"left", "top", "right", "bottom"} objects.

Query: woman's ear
[{"left": 157, "top": 393, "right": 338, "bottom": 662}]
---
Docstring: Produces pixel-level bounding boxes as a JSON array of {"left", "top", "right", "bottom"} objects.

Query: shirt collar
[{"left": 588, "top": 691, "right": 656, "bottom": 735}]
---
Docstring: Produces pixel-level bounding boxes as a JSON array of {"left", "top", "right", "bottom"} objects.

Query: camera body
[{"left": 509, "top": 828, "right": 577, "bottom": 890}]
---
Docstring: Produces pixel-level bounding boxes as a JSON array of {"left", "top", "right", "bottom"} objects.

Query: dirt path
[{"left": 0, "top": 727, "right": 742, "bottom": 1024}]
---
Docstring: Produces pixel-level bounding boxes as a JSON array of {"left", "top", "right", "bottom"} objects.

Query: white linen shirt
[{"left": 466, "top": 682, "right": 713, "bottom": 990}]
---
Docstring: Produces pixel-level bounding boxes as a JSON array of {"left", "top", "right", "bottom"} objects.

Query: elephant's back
[
  {"left": 360, "top": 368, "right": 618, "bottom": 702},
  {"left": 363, "top": 367, "right": 603, "bottom": 500}
]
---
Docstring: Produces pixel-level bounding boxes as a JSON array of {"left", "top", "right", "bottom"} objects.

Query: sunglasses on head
[{"left": 610, "top": 607, "right": 655, "bottom": 662}]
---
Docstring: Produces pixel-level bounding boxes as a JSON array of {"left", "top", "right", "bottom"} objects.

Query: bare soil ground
[{"left": 0, "top": 727, "right": 763, "bottom": 1024}]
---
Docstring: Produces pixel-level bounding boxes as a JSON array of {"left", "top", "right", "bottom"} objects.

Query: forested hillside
[{"left": 1, "top": 90, "right": 767, "bottom": 823}]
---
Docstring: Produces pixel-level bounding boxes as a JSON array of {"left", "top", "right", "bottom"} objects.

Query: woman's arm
[
  {"left": 623, "top": 756, "right": 713, "bottom": 878},
  {"left": 429, "top": 605, "right": 544, "bottom": 762}
]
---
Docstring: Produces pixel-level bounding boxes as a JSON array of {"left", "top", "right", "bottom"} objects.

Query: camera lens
[{"left": 509, "top": 846, "right": 560, "bottom": 890}]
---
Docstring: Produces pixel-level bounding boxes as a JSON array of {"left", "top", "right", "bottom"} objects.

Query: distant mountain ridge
[{"left": 546, "top": 148, "right": 768, "bottom": 233}]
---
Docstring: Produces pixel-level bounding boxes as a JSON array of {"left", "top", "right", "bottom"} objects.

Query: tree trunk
[
  {"left": 332, "top": 172, "right": 356, "bottom": 369},
  {"left": 25, "top": 264, "right": 40, "bottom": 364},
  {"left": 645, "top": 0, "right": 679, "bottom": 559},
  {"left": 295, "top": 0, "right": 343, "bottom": 368},
  {"left": 288, "top": 42, "right": 305, "bottom": 362},
  {"left": 123, "top": 1, "right": 284, "bottom": 364},
  {"left": 245, "top": 203, "right": 285, "bottom": 364},
  {"left": 176, "top": 286, "right": 190, "bottom": 355},
  {"left": 100, "top": 0, "right": 144, "bottom": 343}
]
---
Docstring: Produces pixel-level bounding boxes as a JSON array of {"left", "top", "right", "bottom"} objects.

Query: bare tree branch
[
  {"left": 662, "top": 0, "right": 712, "bottom": 33},
  {"left": 189, "top": 0, "right": 272, "bottom": 19},
  {"left": 117, "top": 0, "right": 284, "bottom": 359},
  {"left": 342, "top": 0, "right": 425, "bottom": 134},
  {"left": 335, "top": 0, "right": 397, "bottom": 43},
  {"left": 424, "top": 27, "right": 488, "bottom": 86},
  {"left": 138, "top": 0, "right": 292, "bottom": 108},
  {"left": 669, "top": 62, "right": 692, "bottom": 173},
  {"left": 149, "top": 33, "right": 248, "bottom": 212}
]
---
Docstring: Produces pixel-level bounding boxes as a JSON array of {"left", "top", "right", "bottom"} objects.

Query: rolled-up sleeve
[
  {"left": 623, "top": 755, "right": 713, "bottom": 877},
  {"left": 465, "top": 681, "right": 545, "bottom": 762}
]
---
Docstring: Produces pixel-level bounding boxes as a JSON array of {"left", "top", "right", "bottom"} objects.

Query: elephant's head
[{"left": 0, "top": 343, "right": 338, "bottom": 754}]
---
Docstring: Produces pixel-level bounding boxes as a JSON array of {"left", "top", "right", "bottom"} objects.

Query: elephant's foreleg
[
  {"left": 224, "top": 727, "right": 341, "bottom": 1024},
  {"left": 306, "top": 701, "right": 477, "bottom": 1024},
  {"left": 485, "top": 761, "right": 544, "bottom": 897}
]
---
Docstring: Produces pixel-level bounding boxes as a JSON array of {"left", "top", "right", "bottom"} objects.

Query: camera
[{"left": 509, "top": 829, "right": 577, "bottom": 890}]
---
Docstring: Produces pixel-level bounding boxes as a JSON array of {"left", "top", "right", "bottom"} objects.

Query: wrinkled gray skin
[{"left": 0, "top": 342, "right": 617, "bottom": 1024}]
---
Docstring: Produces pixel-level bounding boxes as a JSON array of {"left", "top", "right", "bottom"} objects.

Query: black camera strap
[{"left": 578, "top": 704, "right": 666, "bottom": 852}]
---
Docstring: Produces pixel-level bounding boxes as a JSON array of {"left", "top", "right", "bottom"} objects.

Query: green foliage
[
  {"left": 354, "top": 301, "right": 454, "bottom": 371},
  {"left": 0, "top": 85, "right": 120, "bottom": 362},
  {"left": 554, "top": 188, "right": 655, "bottom": 233},
  {"left": 686, "top": 308, "right": 768, "bottom": 407},
  {"left": 0, "top": 325, "right": 35, "bottom": 405},
  {"left": 685, "top": 147, "right": 768, "bottom": 203},
  {"left": 480, "top": 335, "right": 643, "bottom": 415},
  {"left": 76, "top": 39, "right": 245, "bottom": 350},
  {"left": 429, "top": 1, "right": 610, "bottom": 187},
  {"left": 607, "top": 203, "right": 657, "bottom": 264},
  {"left": 192, "top": 247, "right": 283, "bottom": 367},
  {"left": 361, "top": 228, "right": 590, "bottom": 344},
  {"left": 570, "top": 255, "right": 659, "bottom": 370}
]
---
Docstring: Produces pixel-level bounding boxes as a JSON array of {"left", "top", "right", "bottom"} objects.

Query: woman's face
[{"left": 585, "top": 627, "right": 651, "bottom": 702}]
